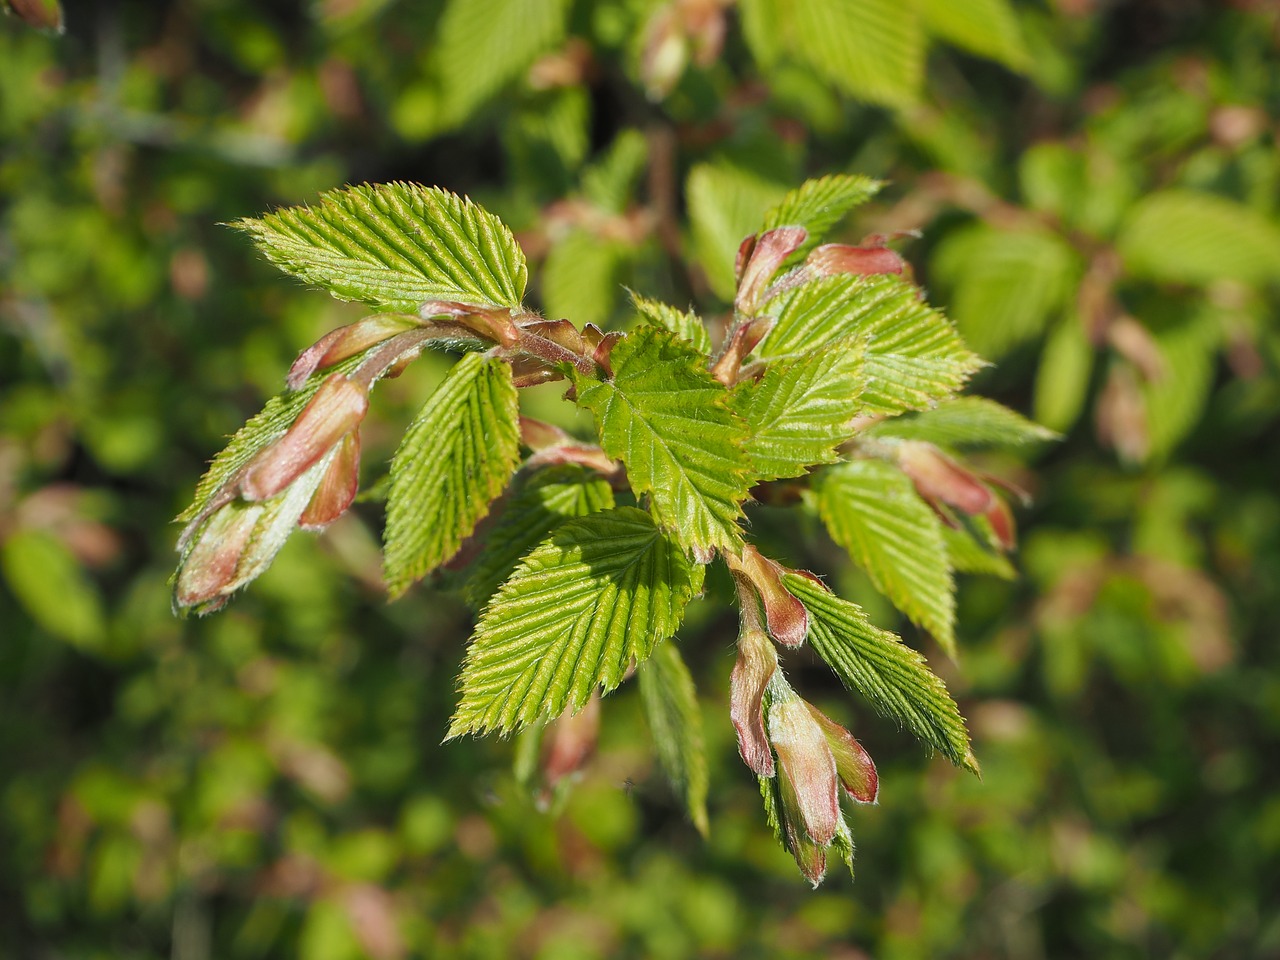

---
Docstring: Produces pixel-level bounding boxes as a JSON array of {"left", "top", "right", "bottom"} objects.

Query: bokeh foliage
[{"left": 2, "top": 0, "right": 1279, "bottom": 957}]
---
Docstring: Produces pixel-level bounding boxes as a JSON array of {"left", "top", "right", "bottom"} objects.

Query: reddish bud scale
[
  {"left": 173, "top": 502, "right": 263, "bottom": 610},
  {"left": 768, "top": 689, "right": 840, "bottom": 846},
  {"left": 287, "top": 315, "right": 421, "bottom": 390},
  {"left": 241, "top": 373, "right": 368, "bottom": 502},
  {"left": 735, "top": 227, "right": 807, "bottom": 314},
  {"left": 730, "top": 623, "right": 779, "bottom": 777},
  {"left": 897, "top": 441, "right": 994, "bottom": 516},
  {"left": 805, "top": 242, "right": 905, "bottom": 277},
  {"left": 729, "top": 545, "right": 808, "bottom": 646},
  {"left": 299, "top": 432, "right": 361, "bottom": 530},
  {"left": 804, "top": 702, "right": 879, "bottom": 803}
]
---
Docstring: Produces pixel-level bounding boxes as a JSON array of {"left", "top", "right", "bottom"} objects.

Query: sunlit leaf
[
  {"left": 785, "top": 574, "right": 977, "bottom": 773},
  {"left": 863, "top": 396, "right": 1057, "bottom": 449},
  {"left": 630, "top": 293, "right": 713, "bottom": 355},
  {"left": 384, "top": 354, "right": 521, "bottom": 597},
  {"left": 449, "top": 507, "right": 702, "bottom": 736},
  {"left": 916, "top": 0, "right": 1030, "bottom": 71},
  {"left": 234, "top": 182, "right": 528, "bottom": 312}
]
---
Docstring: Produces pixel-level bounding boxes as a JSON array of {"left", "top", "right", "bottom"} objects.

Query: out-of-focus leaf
[
  {"left": 785, "top": 574, "right": 977, "bottom": 772},
  {"left": 582, "top": 130, "right": 650, "bottom": 215},
  {"left": 915, "top": 0, "right": 1029, "bottom": 71},
  {"left": 810, "top": 458, "right": 956, "bottom": 657},
  {"left": 540, "top": 228, "right": 626, "bottom": 329},
  {"left": 734, "top": 338, "right": 866, "bottom": 482},
  {"left": 757, "top": 274, "right": 982, "bottom": 414},
  {"left": 463, "top": 465, "right": 615, "bottom": 610},
  {"left": 687, "top": 162, "right": 788, "bottom": 301},
  {"left": 931, "top": 222, "right": 1078, "bottom": 358},
  {"left": 1034, "top": 314, "right": 1095, "bottom": 433},
  {"left": 1, "top": 529, "right": 105, "bottom": 648},
  {"left": 638, "top": 643, "right": 710, "bottom": 837},
  {"left": 573, "top": 327, "right": 751, "bottom": 555},
  {"left": 449, "top": 508, "right": 702, "bottom": 736},
  {"left": 234, "top": 183, "right": 528, "bottom": 312},
  {"left": 864, "top": 396, "right": 1058, "bottom": 449},
  {"left": 4, "top": 0, "right": 64, "bottom": 32},
  {"left": 789, "top": 0, "right": 925, "bottom": 109},
  {"left": 384, "top": 354, "right": 521, "bottom": 597},
  {"left": 1118, "top": 189, "right": 1280, "bottom": 287},
  {"left": 433, "top": 0, "right": 573, "bottom": 127},
  {"left": 1140, "top": 314, "right": 1220, "bottom": 462},
  {"left": 942, "top": 518, "right": 1016, "bottom": 579}
]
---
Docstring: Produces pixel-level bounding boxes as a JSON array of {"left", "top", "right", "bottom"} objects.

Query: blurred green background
[{"left": 3, "top": 1, "right": 1280, "bottom": 957}]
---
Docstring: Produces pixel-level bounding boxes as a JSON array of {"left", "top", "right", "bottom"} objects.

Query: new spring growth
[{"left": 895, "top": 441, "right": 1017, "bottom": 550}]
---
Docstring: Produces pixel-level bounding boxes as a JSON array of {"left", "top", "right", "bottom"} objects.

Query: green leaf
[
  {"left": 757, "top": 274, "right": 982, "bottom": 415},
  {"left": 1117, "top": 189, "right": 1280, "bottom": 287},
  {"left": 784, "top": 573, "right": 977, "bottom": 773},
  {"left": 582, "top": 129, "right": 650, "bottom": 215},
  {"left": 638, "top": 643, "right": 710, "bottom": 837},
  {"left": 789, "top": 0, "right": 925, "bottom": 109},
  {"left": 1034, "top": 314, "right": 1095, "bottom": 434},
  {"left": 540, "top": 228, "right": 625, "bottom": 329},
  {"left": 384, "top": 354, "right": 521, "bottom": 597},
  {"left": 931, "top": 223, "right": 1078, "bottom": 358},
  {"left": 942, "top": 519, "right": 1016, "bottom": 580},
  {"left": 177, "top": 354, "right": 368, "bottom": 526},
  {"left": 810, "top": 459, "right": 956, "bottom": 657},
  {"left": 687, "top": 162, "right": 788, "bottom": 301},
  {"left": 432, "top": 0, "right": 573, "bottom": 127},
  {"left": 574, "top": 328, "right": 752, "bottom": 556},
  {"left": 1, "top": 530, "right": 105, "bottom": 649},
  {"left": 234, "top": 182, "right": 528, "bottom": 313},
  {"left": 915, "top": 0, "right": 1030, "bottom": 72},
  {"left": 1140, "top": 313, "right": 1220, "bottom": 462},
  {"left": 761, "top": 174, "right": 883, "bottom": 262},
  {"left": 863, "top": 396, "right": 1058, "bottom": 449},
  {"left": 462, "top": 465, "right": 615, "bottom": 610},
  {"left": 735, "top": 338, "right": 867, "bottom": 482},
  {"left": 449, "top": 507, "right": 702, "bottom": 736},
  {"left": 629, "top": 293, "right": 713, "bottom": 356}
]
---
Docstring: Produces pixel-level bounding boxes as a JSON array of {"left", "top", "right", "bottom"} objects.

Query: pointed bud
[
  {"left": 299, "top": 432, "right": 360, "bottom": 530},
  {"left": 730, "top": 623, "right": 778, "bottom": 777},
  {"left": 728, "top": 546, "right": 808, "bottom": 646},
  {"left": 734, "top": 234, "right": 757, "bottom": 285},
  {"left": 768, "top": 685, "right": 840, "bottom": 845},
  {"left": 896, "top": 441, "right": 993, "bottom": 516},
  {"left": 173, "top": 501, "right": 264, "bottom": 613},
  {"left": 241, "top": 374, "right": 368, "bottom": 502},
  {"left": 804, "top": 703, "right": 879, "bottom": 803},
  {"left": 523, "top": 318, "right": 592, "bottom": 356},
  {"left": 519, "top": 416, "right": 575, "bottom": 451},
  {"left": 541, "top": 693, "right": 601, "bottom": 791},
  {"left": 984, "top": 495, "right": 1016, "bottom": 551},
  {"left": 805, "top": 242, "right": 905, "bottom": 277},
  {"left": 735, "top": 227, "right": 807, "bottom": 314},
  {"left": 287, "top": 315, "right": 421, "bottom": 390},
  {"left": 783, "top": 810, "right": 828, "bottom": 888},
  {"left": 710, "top": 316, "right": 774, "bottom": 386},
  {"left": 7, "top": 0, "right": 64, "bottom": 33}
]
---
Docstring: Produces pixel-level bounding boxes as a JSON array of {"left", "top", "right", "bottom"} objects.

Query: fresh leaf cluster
[{"left": 172, "top": 177, "right": 1051, "bottom": 885}]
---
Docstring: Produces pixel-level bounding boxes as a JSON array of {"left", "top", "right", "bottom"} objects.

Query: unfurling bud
[
  {"left": 803, "top": 703, "right": 878, "bottom": 804},
  {"left": 896, "top": 441, "right": 993, "bottom": 516},
  {"left": 727, "top": 545, "right": 808, "bottom": 646},
  {"left": 805, "top": 242, "right": 905, "bottom": 278},
  {"left": 768, "top": 684, "right": 840, "bottom": 847},
  {"left": 730, "top": 623, "right": 779, "bottom": 776},
  {"left": 241, "top": 373, "right": 368, "bottom": 502},
  {"left": 735, "top": 227, "right": 807, "bottom": 315},
  {"left": 173, "top": 501, "right": 263, "bottom": 613},
  {"left": 287, "top": 314, "right": 422, "bottom": 389},
  {"left": 299, "top": 432, "right": 360, "bottom": 530},
  {"left": 540, "top": 693, "right": 601, "bottom": 793},
  {"left": 419, "top": 302, "right": 519, "bottom": 348}
]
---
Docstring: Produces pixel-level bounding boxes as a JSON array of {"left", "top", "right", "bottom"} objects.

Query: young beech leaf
[
  {"left": 449, "top": 507, "right": 703, "bottom": 737},
  {"left": 734, "top": 336, "right": 867, "bottom": 483},
  {"left": 863, "top": 396, "right": 1058, "bottom": 449},
  {"left": 629, "top": 292, "right": 714, "bottom": 355},
  {"left": 384, "top": 354, "right": 521, "bottom": 597},
  {"left": 788, "top": 0, "right": 925, "bottom": 109},
  {"left": 783, "top": 573, "right": 978, "bottom": 774},
  {"left": 756, "top": 274, "right": 982, "bottom": 415},
  {"left": 462, "top": 465, "right": 615, "bottom": 610},
  {"left": 638, "top": 643, "right": 710, "bottom": 837},
  {"left": 233, "top": 182, "right": 528, "bottom": 312},
  {"left": 573, "top": 327, "right": 751, "bottom": 556},
  {"left": 761, "top": 174, "right": 883, "bottom": 263},
  {"left": 809, "top": 459, "right": 957, "bottom": 658}
]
